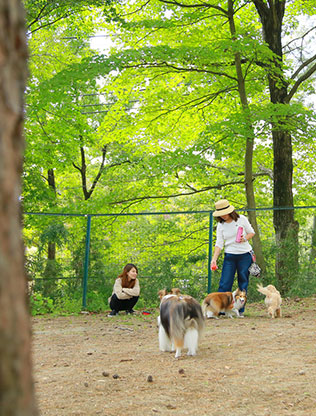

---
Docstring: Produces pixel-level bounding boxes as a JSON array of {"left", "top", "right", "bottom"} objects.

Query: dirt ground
[{"left": 32, "top": 296, "right": 316, "bottom": 416}]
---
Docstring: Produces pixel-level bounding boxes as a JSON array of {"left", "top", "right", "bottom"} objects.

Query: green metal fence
[{"left": 24, "top": 206, "right": 316, "bottom": 310}]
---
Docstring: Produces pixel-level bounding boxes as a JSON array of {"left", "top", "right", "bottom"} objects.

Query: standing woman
[
  {"left": 210, "top": 199, "right": 255, "bottom": 315},
  {"left": 108, "top": 263, "right": 140, "bottom": 316}
]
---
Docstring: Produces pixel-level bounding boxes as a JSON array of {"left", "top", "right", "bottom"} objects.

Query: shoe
[
  {"left": 108, "top": 310, "right": 118, "bottom": 317},
  {"left": 126, "top": 309, "right": 135, "bottom": 315}
]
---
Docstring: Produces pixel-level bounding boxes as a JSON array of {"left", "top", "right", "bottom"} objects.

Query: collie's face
[{"left": 234, "top": 289, "right": 247, "bottom": 309}]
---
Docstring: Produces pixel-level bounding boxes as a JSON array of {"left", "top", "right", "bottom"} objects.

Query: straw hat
[{"left": 213, "top": 199, "right": 235, "bottom": 217}]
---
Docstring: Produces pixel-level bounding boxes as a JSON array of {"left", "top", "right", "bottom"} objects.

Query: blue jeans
[{"left": 218, "top": 252, "right": 252, "bottom": 313}]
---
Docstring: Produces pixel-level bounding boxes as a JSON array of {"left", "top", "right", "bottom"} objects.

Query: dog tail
[
  {"left": 190, "top": 302, "right": 205, "bottom": 334},
  {"left": 170, "top": 304, "right": 186, "bottom": 346},
  {"left": 171, "top": 301, "right": 204, "bottom": 342},
  {"left": 201, "top": 298, "right": 208, "bottom": 316},
  {"left": 257, "top": 284, "right": 270, "bottom": 296}
]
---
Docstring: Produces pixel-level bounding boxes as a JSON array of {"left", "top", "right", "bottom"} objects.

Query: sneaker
[
  {"left": 108, "top": 310, "right": 118, "bottom": 317},
  {"left": 126, "top": 309, "right": 135, "bottom": 315}
]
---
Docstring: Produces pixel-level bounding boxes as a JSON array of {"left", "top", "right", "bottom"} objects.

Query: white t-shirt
[{"left": 215, "top": 214, "right": 255, "bottom": 254}]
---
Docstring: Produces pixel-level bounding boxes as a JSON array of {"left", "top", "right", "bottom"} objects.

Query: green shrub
[{"left": 30, "top": 293, "right": 54, "bottom": 315}]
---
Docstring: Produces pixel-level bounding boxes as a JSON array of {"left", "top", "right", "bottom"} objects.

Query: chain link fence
[{"left": 24, "top": 206, "right": 316, "bottom": 312}]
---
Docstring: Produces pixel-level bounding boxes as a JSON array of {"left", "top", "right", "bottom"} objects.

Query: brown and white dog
[
  {"left": 158, "top": 290, "right": 204, "bottom": 358},
  {"left": 202, "top": 288, "right": 247, "bottom": 319},
  {"left": 257, "top": 284, "right": 282, "bottom": 318},
  {"left": 158, "top": 288, "right": 181, "bottom": 300}
]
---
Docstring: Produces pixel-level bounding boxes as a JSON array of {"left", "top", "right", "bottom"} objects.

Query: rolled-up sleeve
[
  {"left": 244, "top": 217, "right": 255, "bottom": 235},
  {"left": 215, "top": 223, "right": 224, "bottom": 249}
]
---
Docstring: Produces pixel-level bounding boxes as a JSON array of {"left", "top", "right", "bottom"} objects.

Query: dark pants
[
  {"left": 218, "top": 252, "right": 252, "bottom": 313},
  {"left": 109, "top": 293, "right": 139, "bottom": 312}
]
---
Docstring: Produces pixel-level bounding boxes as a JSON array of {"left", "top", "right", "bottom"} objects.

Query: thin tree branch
[
  {"left": 158, "top": 0, "right": 227, "bottom": 14},
  {"left": 111, "top": 180, "right": 245, "bottom": 205},
  {"left": 286, "top": 61, "right": 316, "bottom": 102},
  {"left": 291, "top": 53, "right": 316, "bottom": 80},
  {"left": 125, "top": 61, "right": 237, "bottom": 81},
  {"left": 27, "top": 3, "right": 49, "bottom": 29},
  {"left": 121, "top": 0, "right": 151, "bottom": 18},
  {"left": 29, "top": 13, "right": 71, "bottom": 34},
  {"left": 146, "top": 87, "right": 235, "bottom": 124}
]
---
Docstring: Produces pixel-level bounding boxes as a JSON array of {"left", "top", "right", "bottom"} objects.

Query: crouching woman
[{"left": 108, "top": 263, "right": 140, "bottom": 316}]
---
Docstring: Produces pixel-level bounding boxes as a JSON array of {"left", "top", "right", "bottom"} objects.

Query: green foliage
[
  {"left": 84, "top": 291, "right": 109, "bottom": 312},
  {"left": 40, "top": 223, "right": 69, "bottom": 247},
  {"left": 53, "top": 294, "right": 83, "bottom": 315},
  {"left": 23, "top": 1, "right": 316, "bottom": 314},
  {"left": 30, "top": 293, "right": 54, "bottom": 315}
]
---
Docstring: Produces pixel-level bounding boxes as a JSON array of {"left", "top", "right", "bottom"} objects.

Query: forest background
[{"left": 23, "top": 0, "right": 316, "bottom": 315}]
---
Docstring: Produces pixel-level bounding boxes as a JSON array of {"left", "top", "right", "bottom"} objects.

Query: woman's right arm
[
  {"left": 113, "top": 278, "right": 131, "bottom": 300},
  {"left": 122, "top": 279, "right": 140, "bottom": 297},
  {"left": 211, "top": 246, "right": 221, "bottom": 268},
  {"left": 211, "top": 223, "right": 223, "bottom": 268}
]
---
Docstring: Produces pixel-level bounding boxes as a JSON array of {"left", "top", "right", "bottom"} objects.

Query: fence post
[
  {"left": 82, "top": 214, "right": 92, "bottom": 309},
  {"left": 207, "top": 211, "right": 213, "bottom": 293}
]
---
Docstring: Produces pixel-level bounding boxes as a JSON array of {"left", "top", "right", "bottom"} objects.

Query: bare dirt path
[{"left": 32, "top": 297, "right": 316, "bottom": 416}]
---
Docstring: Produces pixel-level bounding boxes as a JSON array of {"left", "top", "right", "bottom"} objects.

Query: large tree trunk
[
  {"left": 0, "top": 1, "right": 38, "bottom": 415},
  {"left": 272, "top": 129, "right": 299, "bottom": 293},
  {"left": 253, "top": 0, "right": 299, "bottom": 293},
  {"left": 227, "top": 0, "right": 266, "bottom": 272}
]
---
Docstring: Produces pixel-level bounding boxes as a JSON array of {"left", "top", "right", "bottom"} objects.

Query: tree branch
[
  {"left": 86, "top": 146, "right": 108, "bottom": 199},
  {"left": 26, "top": 3, "right": 49, "bottom": 30},
  {"left": 111, "top": 180, "right": 244, "bottom": 205},
  {"left": 125, "top": 61, "right": 237, "bottom": 81},
  {"left": 291, "top": 53, "right": 316, "bottom": 80},
  {"left": 158, "top": 0, "right": 227, "bottom": 15},
  {"left": 286, "top": 61, "right": 316, "bottom": 103},
  {"left": 79, "top": 146, "right": 89, "bottom": 200},
  {"left": 121, "top": 0, "right": 151, "bottom": 17},
  {"left": 147, "top": 87, "right": 236, "bottom": 123}
]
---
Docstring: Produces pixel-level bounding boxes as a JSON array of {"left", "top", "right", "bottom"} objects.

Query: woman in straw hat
[{"left": 210, "top": 199, "right": 255, "bottom": 315}]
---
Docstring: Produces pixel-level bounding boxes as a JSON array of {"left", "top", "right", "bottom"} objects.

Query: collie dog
[
  {"left": 257, "top": 284, "right": 282, "bottom": 318},
  {"left": 158, "top": 292, "right": 204, "bottom": 358},
  {"left": 157, "top": 288, "right": 181, "bottom": 328},
  {"left": 202, "top": 288, "right": 247, "bottom": 319}
]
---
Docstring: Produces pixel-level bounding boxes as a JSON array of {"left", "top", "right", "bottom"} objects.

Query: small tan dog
[{"left": 257, "top": 284, "right": 282, "bottom": 318}]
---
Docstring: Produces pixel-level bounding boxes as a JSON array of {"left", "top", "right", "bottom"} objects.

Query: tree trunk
[
  {"left": 227, "top": 0, "right": 266, "bottom": 272},
  {"left": 41, "top": 169, "right": 58, "bottom": 296},
  {"left": 0, "top": 1, "right": 38, "bottom": 415},
  {"left": 253, "top": 0, "right": 299, "bottom": 293},
  {"left": 47, "top": 169, "right": 56, "bottom": 261},
  {"left": 272, "top": 129, "right": 299, "bottom": 293},
  {"left": 309, "top": 215, "right": 316, "bottom": 272}
]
